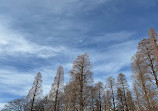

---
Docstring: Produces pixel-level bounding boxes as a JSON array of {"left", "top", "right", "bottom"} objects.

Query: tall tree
[
  {"left": 117, "top": 73, "right": 129, "bottom": 111},
  {"left": 95, "top": 82, "right": 104, "bottom": 111},
  {"left": 26, "top": 72, "right": 43, "bottom": 111},
  {"left": 64, "top": 81, "right": 78, "bottom": 111},
  {"left": 88, "top": 86, "right": 97, "bottom": 111},
  {"left": 131, "top": 54, "right": 157, "bottom": 110},
  {"left": 149, "top": 28, "right": 158, "bottom": 63},
  {"left": 116, "top": 87, "right": 124, "bottom": 111},
  {"left": 148, "top": 28, "right": 158, "bottom": 88},
  {"left": 48, "top": 65, "right": 64, "bottom": 111},
  {"left": 70, "top": 53, "right": 92, "bottom": 111},
  {"left": 2, "top": 98, "right": 26, "bottom": 111},
  {"left": 138, "top": 38, "right": 158, "bottom": 88},
  {"left": 106, "top": 76, "right": 116, "bottom": 111},
  {"left": 133, "top": 83, "right": 142, "bottom": 111},
  {"left": 104, "top": 90, "right": 112, "bottom": 111},
  {"left": 126, "top": 90, "right": 135, "bottom": 111}
]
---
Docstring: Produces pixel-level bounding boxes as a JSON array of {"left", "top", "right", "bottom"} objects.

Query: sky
[{"left": 0, "top": 0, "right": 158, "bottom": 109}]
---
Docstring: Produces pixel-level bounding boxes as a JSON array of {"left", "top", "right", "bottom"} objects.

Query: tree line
[{"left": 1, "top": 28, "right": 158, "bottom": 111}]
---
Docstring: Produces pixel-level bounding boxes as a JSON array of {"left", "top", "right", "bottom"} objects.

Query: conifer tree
[
  {"left": 104, "top": 90, "right": 112, "bottom": 111},
  {"left": 106, "top": 76, "right": 116, "bottom": 111},
  {"left": 95, "top": 82, "right": 104, "bottom": 111},
  {"left": 70, "top": 53, "right": 92, "bottom": 111},
  {"left": 48, "top": 65, "right": 64, "bottom": 111},
  {"left": 117, "top": 73, "right": 129, "bottom": 111},
  {"left": 26, "top": 72, "right": 43, "bottom": 111},
  {"left": 132, "top": 54, "right": 157, "bottom": 110}
]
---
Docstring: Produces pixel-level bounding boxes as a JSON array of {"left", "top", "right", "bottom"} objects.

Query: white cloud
[
  {"left": 92, "top": 37, "right": 138, "bottom": 74},
  {"left": 0, "top": 68, "right": 34, "bottom": 96},
  {"left": 0, "top": 66, "right": 55, "bottom": 103},
  {"left": 0, "top": 103, "right": 6, "bottom": 110},
  {"left": 92, "top": 31, "right": 135, "bottom": 43},
  {"left": 0, "top": 23, "right": 68, "bottom": 58}
]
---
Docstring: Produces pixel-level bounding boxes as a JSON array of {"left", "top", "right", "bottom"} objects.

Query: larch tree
[
  {"left": 88, "top": 86, "right": 97, "bottom": 111},
  {"left": 126, "top": 90, "right": 135, "bottom": 111},
  {"left": 117, "top": 73, "right": 129, "bottom": 111},
  {"left": 26, "top": 72, "right": 43, "bottom": 111},
  {"left": 70, "top": 53, "right": 92, "bottom": 111},
  {"left": 106, "top": 76, "right": 116, "bottom": 111},
  {"left": 116, "top": 87, "right": 124, "bottom": 111},
  {"left": 149, "top": 28, "right": 158, "bottom": 63},
  {"left": 95, "top": 81, "right": 104, "bottom": 111},
  {"left": 138, "top": 38, "right": 158, "bottom": 88},
  {"left": 131, "top": 54, "right": 157, "bottom": 110},
  {"left": 104, "top": 90, "right": 112, "bottom": 111},
  {"left": 48, "top": 65, "right": 64, "bottom": 111},
  {"left": 133, "top": 82, "right": 142, "bottom": 111},
  {"left": 64, "top": 81, "right": 79, "bottom": 111},
  {"left": 148, "top": 28, "right": 158, "bottom": 88},
  {"left": 2, "top": 98, "right": 26, "bottom": 111}
]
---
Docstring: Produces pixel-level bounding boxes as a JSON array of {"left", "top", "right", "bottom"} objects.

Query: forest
[{"left": 1, "top": 28, "right": 158, "bottom": 111}]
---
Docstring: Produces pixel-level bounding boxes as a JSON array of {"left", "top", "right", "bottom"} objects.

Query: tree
[
  {"left": 70, "top": 53, "right": 92, "bottom": 111},
  {"left": 48, "top": 65, "right": 64, "bottom": 111},
  {"left": 116, "top": 87, "right": 124, "bottom": 111},
  {"left": 126, "top": 90, "right": 135, "bottom": 111},
  {"left": 95, "top": 82, "right": 104, "bottom": 111},
  {"left": 149, "top": 28, "right": 158, "bottom": 65},
  {"left": 106, "top": 76, "right": 116, "bottom": 111},
  {"left": 88, "top": 86, "right": 97, "bottom": 111},
  {"left": 117, "top": 73, "right": 129, "bottom": 111},
  {"left": 26, "top": 72, "right": 43, "bottom": 111},
  {"left": 2, "top": 98, "right": 26, "bottom": 111},
  {"left": 133, "top": 83, "right": 142, "bottom": 111},
  {"left": 104, "top": 90, "right": 112, "bottom": 111},
  {"left": 138, "top": 38, "right": 158, "bottom": 88},
  {"left": 131, "top": 54, "right": 157, "bottom": 110},
  {"left": 64, "top": 81, "right": 77, "bottom": 111}
]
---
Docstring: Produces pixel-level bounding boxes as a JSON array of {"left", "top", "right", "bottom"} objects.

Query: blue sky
[{"left": 0, "top": 0, "right": 158, "bottom": 109}]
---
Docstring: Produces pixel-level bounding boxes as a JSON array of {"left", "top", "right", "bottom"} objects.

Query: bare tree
[
  {"left": 126, "top": 90, "right": 135, "bottom": 111},
  {"left": 149, "top": 28, "right": 158, "bottom": 64},
  {"left": 48, "top": 65, "right": 64, "bottom": 111},
  {"left": 138, "top": 38, "right": 158, "bottom": 88},
  {"left": 64, "top": 81, "right": 79, "bottom": 111},
  {"left": 104, "top": 90, "right": 112, "bottom": 111},
  {"left": 133, "top": 83, "right": 142, "bottom": 111},
  {"left": 131, "top": 54, "right": 157, "bottom": 110},
  {"left": 2, "top": 98, "right": 26, "bottom": 111},
  {"left": 26, "top": 72, "right": 43, "bottom": 111},
  {"left": 116, "top": 87, "right": 124, "bottom": 111},
  {"left": 88, "top": 86, "right": 97, "bottom": 111},
  {"left": 117, "top": 73, "right": 129, "bottom": 111},
  {"left": 95, "top": 82, "right": 104, "bottom": 111},
  {"left": 106, "top": 76, "right": 116, "bottom": 111},
  {"left": 70, "top": 53, "right": 92, "bottom": 111}
]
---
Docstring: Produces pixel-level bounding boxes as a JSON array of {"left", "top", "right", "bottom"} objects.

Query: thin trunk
[
  {"left": 79, "top": 65, "right": 84, "bottom": 111},
  {"left": 54, "top": 71, "right": 61, "bottom": 111},
  {"left": 30, "top": 80, "right": 38, "bottom": 111},
  {"left": 122, "top": 85, "right": 129, "bottom": 111},
  {"left": 134, "top": 87, "right": 141, "bottom": 111},
  {"left": 150, "top": 58, "right": 158, "bottom": 88},
  {"left": 111, "top": 87, "right": 115, "bottom": 111}
]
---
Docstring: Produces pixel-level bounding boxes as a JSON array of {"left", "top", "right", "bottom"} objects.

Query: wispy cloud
[
  {"left": 91, "top": 37, "right": 138, "bottom": 78},
  {"left": 0, "top": 23, "right": 69, "bottom": 59}
]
